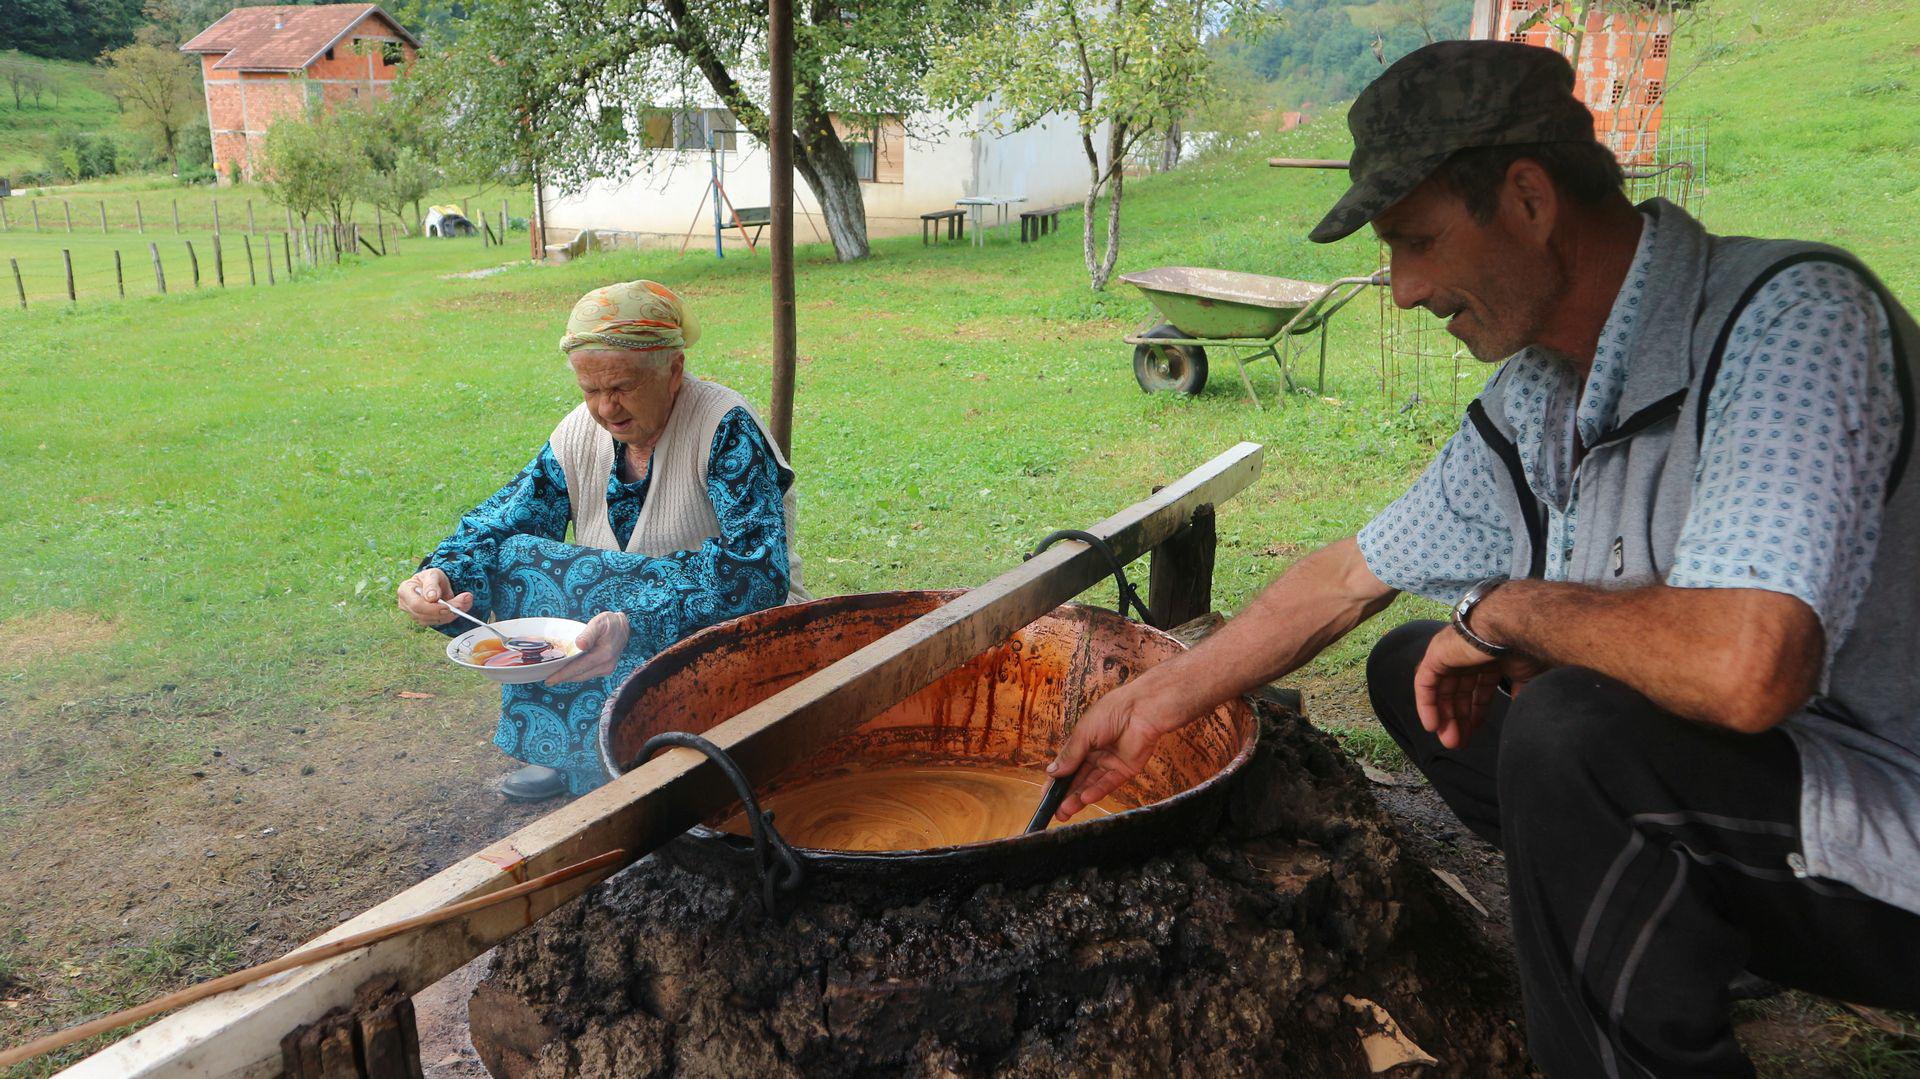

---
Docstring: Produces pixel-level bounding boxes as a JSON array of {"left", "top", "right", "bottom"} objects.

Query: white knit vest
[{"left": 548, "top": 377, "right": 807, "bottom": 602}]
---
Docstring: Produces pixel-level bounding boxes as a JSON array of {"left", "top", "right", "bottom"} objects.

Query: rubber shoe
[{"left": 501, "top": 765, "right": 567, "bottom": 802}]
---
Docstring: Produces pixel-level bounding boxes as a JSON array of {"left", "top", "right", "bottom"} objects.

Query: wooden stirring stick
[{"left": 0, "top": 848, "right": 629, "bottom": 1070}]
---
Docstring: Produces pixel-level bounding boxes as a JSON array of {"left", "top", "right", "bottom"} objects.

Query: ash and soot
[{"left": 469, "top": 594, "right": 1526, "bottom": 1076}]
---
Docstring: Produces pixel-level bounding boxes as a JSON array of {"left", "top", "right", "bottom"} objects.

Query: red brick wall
[{"left": 1494, "top": 1, "right": 1672, "bottom": 163}]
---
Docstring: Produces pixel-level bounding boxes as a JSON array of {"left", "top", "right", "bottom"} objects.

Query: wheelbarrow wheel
[{"left": 1132, "top": 325, "right": 1208, "bottom": 395}]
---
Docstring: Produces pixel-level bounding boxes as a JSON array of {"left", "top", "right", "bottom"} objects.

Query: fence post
[
  {"left": 9, "top": 258, "right": 23, "bottom": 309},
  {"left": 0, "top": 198, "right": 8, "bottom": 230},
  {"left": 265, "top": 234, "right": 276, "bottom": 285},
  {"left": 98, "top": 199, "right": 107, "bottom": 234},
  {"left": 63, "top": 199, "right": 72, "bottom": 232},
  {"left": 283, "top": 231, "right": 293, "bottom": 277},
  {"left": 212, "top": 197, "right": 220, "bottom": 236},
  {"left": 173, "top": 199, "right": 181, "bottom": 233},
  {"left": 214, "top": 235, "right": 225, "bottom": 287},
  {"left": 186, "top": 240, "right": 200, "bottom": 287},
  {"left": 32, "top": 200, "right": 41, "bottom": 231},
  {"left": 115, "top": 249, "right": 124, "bottom": 297},
  {"left": 375, "top": 208, "right": 385, "bottom": 254},
  {"left": 285, "top": 206, "right": 294, "bottom": 233},
  {"left": 244, "top": 234, "right": 257, "bottom": 285},
  {"left": 150, "top": 242, "right": 166, "bottom": 294},
  {"left": 62, "top": 248, "right": 74, "bottom": 302},
  {"left": 247, "top": 198, "right": 256, "bottom": 234},
  {"left": 135, "top": 198, "right": 144, "bottom": 234}
]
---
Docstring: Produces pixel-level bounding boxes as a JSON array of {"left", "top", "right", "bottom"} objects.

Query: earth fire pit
[{"left": 471, "top": 592, "right": 1528, "bottom": 1076}]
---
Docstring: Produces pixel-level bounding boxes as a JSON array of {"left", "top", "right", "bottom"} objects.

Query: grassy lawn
[
  {"left": 0, "top": 52, "right": 121, "bottom": 183},
  {"left": 1, "top": 0, "right": 1917, "bottom": 1071}
]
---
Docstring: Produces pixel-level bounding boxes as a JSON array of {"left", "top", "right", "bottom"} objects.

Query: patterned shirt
[{"left": 1358, "top": 214, "right": 1900, "bottom": 665}]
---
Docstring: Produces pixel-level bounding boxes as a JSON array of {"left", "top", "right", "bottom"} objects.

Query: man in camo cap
[{"left": 1054, "top": 39, "right": 1920, "bottom": 1075}]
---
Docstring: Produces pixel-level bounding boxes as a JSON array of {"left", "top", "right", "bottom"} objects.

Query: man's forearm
[
  {"left": 1471, "top": 580, "right": 1823, "bottom": 732},
  {"left": 1129, "top": 536, "right": 1397, "bottom": 717}
]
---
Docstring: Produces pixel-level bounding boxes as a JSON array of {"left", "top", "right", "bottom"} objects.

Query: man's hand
[
  {"left": 397, "top": 568, "right": 473, "bottom": 627},
  {"left": 1413, "top": 626, "right": 1547, "bottom": 748},
  {"left": 1046, "top": 682, "right": 1190, "bottom": 821},
  {"left": 543, "top": 612, "right": 631, "bottom": 684}
]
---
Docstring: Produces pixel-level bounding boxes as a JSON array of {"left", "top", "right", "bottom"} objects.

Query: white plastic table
[{"left": 955, "top": 195, "right": 1027, "bottom": 247}]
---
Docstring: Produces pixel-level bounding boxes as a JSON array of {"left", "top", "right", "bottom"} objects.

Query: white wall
[{"left": 544, "top": 103, "right": 1105, "bottom": 244}]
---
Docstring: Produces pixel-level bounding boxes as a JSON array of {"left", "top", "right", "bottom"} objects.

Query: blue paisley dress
[{"left": 425, "top": 407, "right": 791, "bottom": 794}]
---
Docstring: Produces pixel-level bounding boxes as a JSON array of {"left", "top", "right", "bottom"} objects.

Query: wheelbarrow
[{"left": 1119, "top": 266, "right": 1388, "bottom": 409}]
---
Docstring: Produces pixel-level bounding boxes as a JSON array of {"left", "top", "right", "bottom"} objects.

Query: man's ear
[{"left": 1500, "top": 158, "right": 1559, "bottom": 245}]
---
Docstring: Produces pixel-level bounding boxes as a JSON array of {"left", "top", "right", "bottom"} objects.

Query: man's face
[{"left": 1371, "top": 172, "right": 1564, "bottom": 363}]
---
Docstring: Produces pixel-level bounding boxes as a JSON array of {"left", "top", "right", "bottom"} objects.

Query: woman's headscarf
[{"left": 558, "top": 280, "right": 702, "bottom": 355}]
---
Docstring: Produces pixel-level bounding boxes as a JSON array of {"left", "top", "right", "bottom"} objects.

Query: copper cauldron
[{"left": 598, "top": 591, "right": 1258, "bottom": 892}]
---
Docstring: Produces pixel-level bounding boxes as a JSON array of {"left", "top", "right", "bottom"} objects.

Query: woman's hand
[
  {"left": 544, "top": 612, "right": 631, "bottom": 684},
  {"left": 397, "top": 568, "right": 473, "bottom": 627}
]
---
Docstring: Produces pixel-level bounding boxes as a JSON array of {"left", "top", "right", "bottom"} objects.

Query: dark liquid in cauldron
[{"left": 718, "top": 764, "right": 1124, "bottom": 852}]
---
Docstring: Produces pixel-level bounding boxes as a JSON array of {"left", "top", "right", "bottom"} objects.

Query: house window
[
  {"left": 639, "top": 108, "right": 736, "bottom": 152},
  {"left": 846, "top": 129, "right": 877, "bottom": 182},
  {"left": 1644, "top": 79, "right": 1663, "bottom": 105},
  {"left": 1610, "top": 80, "right": 1628, "bottom": 105},
  {"left": 381, "top": 41, "right": 405, "bottom": 66},
  {"left": 324, "top": 47, "right": 334, "bottom": 60},
  {"left": 1650, "top": 34, "right": 1669, "bottom": 59}
]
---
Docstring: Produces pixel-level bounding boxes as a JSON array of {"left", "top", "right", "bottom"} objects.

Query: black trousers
[{"left": 1368, "top": 621, "right": 1920, "bottom": 1078}]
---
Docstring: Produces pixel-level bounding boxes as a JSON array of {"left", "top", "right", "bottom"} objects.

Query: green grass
[{"left": 0, "top": 52, "right": 124, "bottom": 183}]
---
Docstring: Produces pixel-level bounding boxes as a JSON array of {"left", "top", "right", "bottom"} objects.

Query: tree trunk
[
  {"left": 1159, "top": 122, "right": 1182, "bottom": 173},
  {"left": 665, "top": 1, "right": 870, "bottom": 261},
  {"left": 1082, "top": 124, "right": 1126, "bottom": 292}
]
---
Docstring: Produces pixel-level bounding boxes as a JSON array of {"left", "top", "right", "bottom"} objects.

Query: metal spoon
[{"left": 437, "top": 600, "right": 552, "bottom": 654}]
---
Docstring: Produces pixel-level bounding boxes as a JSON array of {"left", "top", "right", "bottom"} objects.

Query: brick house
[
  {"left": 1468, "top": 0, "right": 1674, "bottom": 162},
  {"left": 180, "top": 4, "right": 421, "bottom": 184}
]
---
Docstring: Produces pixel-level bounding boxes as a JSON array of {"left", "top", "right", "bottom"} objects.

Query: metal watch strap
[{"left": 1451, "top": 577, "right": 1510, "bottom": 656}]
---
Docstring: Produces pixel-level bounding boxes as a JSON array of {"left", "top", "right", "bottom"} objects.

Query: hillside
[{"left": 0, "top": 51, "right": 127, "bottom": 183}]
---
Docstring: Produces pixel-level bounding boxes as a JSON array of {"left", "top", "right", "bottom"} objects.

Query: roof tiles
[{"left": 180, "top": 5, "right": 418, "bottom": 72}]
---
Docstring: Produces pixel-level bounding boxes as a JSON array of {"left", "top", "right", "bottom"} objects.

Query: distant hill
[
  {"left": 0, "top": 51, "right": 127, "bottom": 183},
  {"left": 1218, "top": 0, "right": 1474, "bottom": 110}
]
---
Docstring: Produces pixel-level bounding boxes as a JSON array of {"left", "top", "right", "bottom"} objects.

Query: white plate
[{"left": 446, "top": 617, "right": 589, "bottom": 684}]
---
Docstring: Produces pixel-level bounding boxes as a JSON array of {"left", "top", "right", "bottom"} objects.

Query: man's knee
[
  {"left": 1497, "top": 666, "right": 1659, "bottom": 806},
  {"left": 1366, "top": 619, "right": 1444, "bottom": 693}
]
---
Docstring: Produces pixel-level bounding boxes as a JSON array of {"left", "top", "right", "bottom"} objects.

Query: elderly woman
[{"left": 397, "top": 280, "right": 804, "bottom": 801}]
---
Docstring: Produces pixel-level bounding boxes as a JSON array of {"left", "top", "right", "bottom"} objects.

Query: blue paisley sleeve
[
  {"left": 421, "top": 443, "right": 572, "bottom": 632},
  {"left": 646, "top": 406, "right": 791, "bottom": 631}
]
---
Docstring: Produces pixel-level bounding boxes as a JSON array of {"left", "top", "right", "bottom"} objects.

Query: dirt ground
[{"left": 2, "top": 668, "right": 1914, "bottom": 1076}]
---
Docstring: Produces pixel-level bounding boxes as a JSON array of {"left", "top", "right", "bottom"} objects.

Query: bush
[
  {"left": 178, "top": 117, "right": 213, "bottom": 173},
  {"left": 177, "top": 161, "right": 216, "bottom": 185},
  {"left": 43, "top": 129, "right": 121, "bottom": 182}
]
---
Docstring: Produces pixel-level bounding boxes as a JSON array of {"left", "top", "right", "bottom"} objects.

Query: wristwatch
[{"left": 1450, "top": 577, "right": 1510, "bottom": 656}]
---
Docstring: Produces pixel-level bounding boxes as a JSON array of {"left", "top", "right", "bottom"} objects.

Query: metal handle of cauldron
[
  {"left": 637, "top": 732, "right": 805, "bottom": 914},
  {"left": 1026, "top": 528, "right": 1155, "bottom": 627}
]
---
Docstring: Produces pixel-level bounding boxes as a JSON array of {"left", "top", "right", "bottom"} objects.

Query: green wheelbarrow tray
[{"left": 1120, "top": 266, "right": 1388, "bottom": 409}]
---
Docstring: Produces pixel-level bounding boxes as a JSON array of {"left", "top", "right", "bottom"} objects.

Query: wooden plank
[
  {"left": 1146, "top": 503, "right": 1215, "bottom": 629},
  {"left": 58, "top": 443, "right": 1262, "bottom": 1079}
]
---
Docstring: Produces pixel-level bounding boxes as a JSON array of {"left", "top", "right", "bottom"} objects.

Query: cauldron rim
[{"left": 597, "top": 590, "right": 1258, "bottom": 872}]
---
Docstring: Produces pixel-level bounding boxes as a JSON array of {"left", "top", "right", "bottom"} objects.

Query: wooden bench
[
  {"left": 920, "top": 208, "right": 966, "bottom": 245},
  {"left": 1019, "top": 205, "right": 1067, "bottom": 242},
  {"left": 731, "top": 206, "right": 771, "bottom": 247}
]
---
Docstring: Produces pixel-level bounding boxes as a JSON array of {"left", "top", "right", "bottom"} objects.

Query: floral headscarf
[{"left": 558, "top": 279, "right": 702, "bottom": 355}]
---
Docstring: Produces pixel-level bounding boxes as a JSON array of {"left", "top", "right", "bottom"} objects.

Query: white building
[{"left": 540, "top": 102, "right": 1104, "bottom": 251}]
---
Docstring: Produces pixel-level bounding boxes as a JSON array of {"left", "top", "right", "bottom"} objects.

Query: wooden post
[
  {"left": 0, "top": 198, "right": 8, "bottom": 230},
  {"left": 284, "top": 231, "right": 293, "bottom": 276},
  {"left": 115, "top": 249, "right": 124, "bottom": 297},
  {"left": 63, "top": 199, "right": 72, "bottom": 232},
  {"left": 374, "top": 207, "right": 385, "bottom": 254},
  {"left": 1146, "top": 503, "right": 1217, "bottom": 630},
  {"left": 10, "top": 258, "right": 23, "bottom": 309},
  {"left": 285, "top": 206, "right": 294, "bottom": 233},
  {"left": 265, "top": 234, "right": 276, "bottom": 284},
  {"left": 246, "top": 198, "right": 256, "bottom": 233},
  {"left": 31, "top": 199, "right": 41, "bottom": 231},
  {"left": 150, "top": 242, "right": 166, "bottom": 294},
  {"left": 213, "top": 236, "right": 225, "bottom": 287},
  {"left": 172, "top": 199, "right": 181, "bottom": 233},
  {"left": 186, "top": 240, "right": 200, "bottom": 287},
  {"left": 135, "top": 198, "right": 144, "bottom": 234},
  {"left": 768, "top": 0, "right": 797, "bottom": 459},
  {"left": 53, "top": 444, "right": 1264, "bottom": 1079},
  {"left": 62, "top": 248, "right": 74, "bottom": 302},
  {"left": 98, "top": 199, "right": 107, "bottom": 234},
  {"left": 244, "top": 235, "right": 257, "bottom": 285},
  {"left": 212, "top": 197, "right": 220, "bottom": 235}
]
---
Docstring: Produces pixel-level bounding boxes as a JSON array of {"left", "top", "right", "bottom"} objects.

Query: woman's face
[{"left": 568, "top": 348, "right": 685, "bottom": 446}]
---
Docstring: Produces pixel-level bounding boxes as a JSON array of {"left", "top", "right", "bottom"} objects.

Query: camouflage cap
[{"left": 1308, "top": 40, "right": 1600, "bottom": 243}]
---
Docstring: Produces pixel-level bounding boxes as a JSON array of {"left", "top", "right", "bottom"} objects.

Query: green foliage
[
  {"left": 99, "top": 41, "right": 199, "bottom": 171},
  {"left": 0, "top": 51, "right": 124, "bottom": 183},
  {"left": 0, "top": 0, "right": 143, "bottom": 61},
  {"left": 258, "top": 100, "right": 369, "bottom": 225},
  {"left": 45, "top": 127, "right": 120, "bottom": 180},
  {"left": 343, "top": 95, "right": 442, "bottom": 230},
  {"left": 1217, "top": 0, "right": 1472, "bottom": 108}
]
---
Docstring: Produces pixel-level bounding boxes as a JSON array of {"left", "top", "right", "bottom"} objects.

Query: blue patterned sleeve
[
  {"left": 657, "top": 407, "right": 792, "bottom": 626},
  {"left": 1668, "top": 261, "right": 1901, "bottom": 666},
  {"left": 1355, "top": 411, "right": 1516, "bottom": 604},
  {"left": 422, "top": 443, "right": 572, "bottom": 631}
]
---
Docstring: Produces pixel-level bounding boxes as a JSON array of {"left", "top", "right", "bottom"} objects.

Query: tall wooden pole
[{"left": 767, "top": 0, "right": 797, "bottom": 459}]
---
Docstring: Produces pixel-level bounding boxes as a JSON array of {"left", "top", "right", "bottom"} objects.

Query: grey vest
[{"left": 1474, "top": 199, "right": 1920, "bottom": 912}]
